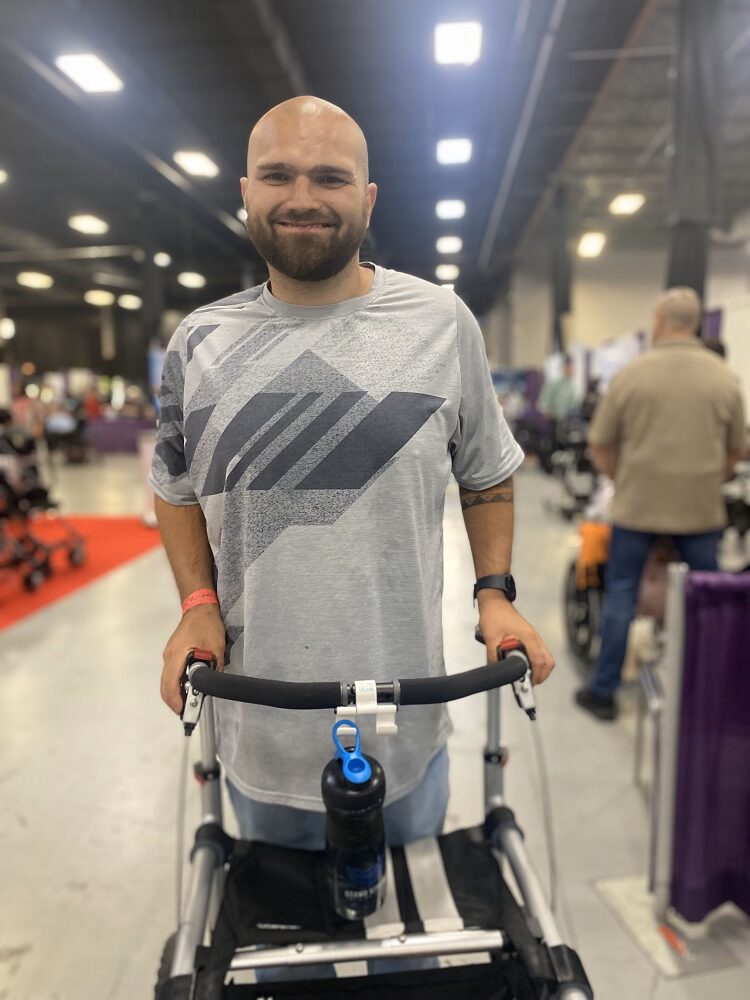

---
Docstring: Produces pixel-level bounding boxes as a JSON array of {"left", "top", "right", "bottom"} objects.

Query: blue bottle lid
[{"left": 332, "top": 720, "right": 372, "bottom": 785}]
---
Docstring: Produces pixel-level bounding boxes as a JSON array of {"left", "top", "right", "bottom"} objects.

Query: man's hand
[
  {"left": 477, "top": 592, "right": 554, "bottom": 686},
  {"left": 161, "top": 605, "right": 226, "bottom": 714}
]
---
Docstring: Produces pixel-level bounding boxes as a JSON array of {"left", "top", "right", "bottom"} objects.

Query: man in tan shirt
[{"left": 576, "top": 287, "right": 747, "bottom": 720}]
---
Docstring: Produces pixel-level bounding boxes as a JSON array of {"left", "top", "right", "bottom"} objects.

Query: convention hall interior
[{"left": 1, "top": 1, "right": 749, "bottom": 999}]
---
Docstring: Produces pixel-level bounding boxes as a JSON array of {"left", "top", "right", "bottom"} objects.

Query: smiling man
[{"left": 150, "top": 97, "right": 554, "bottom": 859}]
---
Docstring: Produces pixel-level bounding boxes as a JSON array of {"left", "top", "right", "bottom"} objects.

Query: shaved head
[
  {"left": 247, "top": 96, "right": 369, "bottom": 183},
  {"left": 654, "top": 287, "right": 702, "bottom": 335},
  {"left": 241, "top": 96, "right": 376, "bottom": 283}
]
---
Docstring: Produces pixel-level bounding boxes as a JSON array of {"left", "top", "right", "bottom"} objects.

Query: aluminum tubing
[
  {"left": 170, "top": 846, "right": 219, "bottom": 977},
  {"left": 499, "top": 824, "right": 562, "bottom": 947},
  {"left": 229, "top": 929, "right": 508, "bottom": 970}
]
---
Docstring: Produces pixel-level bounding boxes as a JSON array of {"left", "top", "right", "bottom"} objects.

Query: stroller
[{"left": 155, "top": 642, "right": 592, "bottom": 999}]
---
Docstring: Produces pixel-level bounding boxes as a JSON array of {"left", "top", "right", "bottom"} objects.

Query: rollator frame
[{"left": 168, "top": 661, "right": 591, "bottom": 999}]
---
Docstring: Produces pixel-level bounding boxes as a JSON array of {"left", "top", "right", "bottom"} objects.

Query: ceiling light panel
[
  {"left": 68, "top": 214, "right": 109, "bottom": 234},
  {"left": 55, "top": 54, "right": 123, "bottom": 93},
  {"left": 608, "top": 192, "right": 645, "bottom": 215},
  {"left": 118, "top": 294, "right": 142, "bottom": 310},
  {"left": 577, "top": 232, "right": 607, "bottom": 258},
  {"left": 435, "top": 264, "right": 460, "bottom": 281},
  {"left": 173, "top": 151, "right": 219, "bottom": 178},
  {"left": 178, "top": 272, "right": 206, "bottom": 288},
  {"left": 17, "top": 271, "right": 54, "bottom": 289},
  {"left": 436, "top": 236, "right": 463, "bottom": 254},
  {"left": 436, "top": 139, "right": 472, "bottom": 165},
  {"left": 434, "top": 22, "right": 482, "bottom": 65},
  {"left": 84, "top": 289, "right": 116, "bottom": 306},
  {"left": 436, "top": 200, "right": 465, "bottom": 220}
]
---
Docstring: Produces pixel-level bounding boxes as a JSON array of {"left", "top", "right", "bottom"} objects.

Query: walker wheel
[{"left": 68, "top": 546, "right": 85, "bottom": 568}]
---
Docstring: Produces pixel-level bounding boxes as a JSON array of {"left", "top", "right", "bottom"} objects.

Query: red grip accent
[
  {"left": 191, "top": 648, "right": 215, "bottom": 663},
  {"left": 499, "top": 636, "right": 522, "bottom": 653}
]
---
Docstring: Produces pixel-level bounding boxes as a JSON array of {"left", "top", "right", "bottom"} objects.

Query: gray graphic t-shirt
[{"left": 150, "top": 265, "right": 523, "bottom": 809}]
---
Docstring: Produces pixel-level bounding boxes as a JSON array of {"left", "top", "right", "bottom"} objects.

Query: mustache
[{"left": 270, "top": 212, "right": 339, "bottom": 226}]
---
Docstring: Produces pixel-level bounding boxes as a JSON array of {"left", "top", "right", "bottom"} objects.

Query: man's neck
[
  {"left": 654, "top": 332, "right": 697, "bottom": 347},
  {"left": 267, "top": 259, "right": 373, "bottom": 307}
]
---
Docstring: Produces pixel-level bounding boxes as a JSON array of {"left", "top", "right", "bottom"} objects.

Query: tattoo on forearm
[{"left": 460, "top": 477, "right": 513, "bottom": 510}]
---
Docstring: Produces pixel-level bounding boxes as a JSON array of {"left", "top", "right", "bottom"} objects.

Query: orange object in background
[{"left": 575, "top": 522, "right": 611, "bottom": 590}]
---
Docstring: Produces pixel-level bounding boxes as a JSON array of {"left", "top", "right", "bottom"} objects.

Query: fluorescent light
[
  {"left": 153, "top": 252, "right": 172, "bottom": 268},
  {"left": 436, "top": 264, "right": 460, "bottom": 281},
  {"left": 118, "top": 294, "right": 142, "bottom": 310},
  {"left": 178, "top": 272, "right": 206, "bottom": 289},
  {"left": 435, "top": 22, "right": 482, "bottom": 65},
  {"left": 173, "top": 151, "right": 219, "bottom": 178},
  {"left": 0, "top": 318, "right": 15, "bottom": 340},
  {"left": 237, "top": 207, "right": 248, "bottom": 222},
  {"left": 69, "top": 214, "right": 109, "bottom": 235},
  {"left": 0, "top": 169, "right": 7, "bottom": 185},
  {"left": 436, "top": 236, "right": 463, "bottom": 254},
  {"left": 441, "top": 283, "right": 455, "bottom": 290},
  {"left": 608, "top": 192, "right": 645, "bottom": 216},
  {"left": 84, "top": 289, "right": 115, "bottom": 306},
  {"left": 55, "top": 53, "right": 123, "bottom": 93},
  {"left": 577, "top": 232, "right": 607, "bottom": 258},
  {"left": 17, "top": 271, "right": 54, "bottom": 289},
  {"left": 436, "top": 200, "right": 465, "bottom": 220},
  {"left": 437, "top": 139, "right": 472, "bottom": 165}
]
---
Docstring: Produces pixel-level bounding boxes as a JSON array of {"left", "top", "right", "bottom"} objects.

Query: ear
[
  {"left": 240, "top": 176, "right": 249, "bottom": 200},
  {"left": 365, "top": 182, "right": 378, "bottom": 225}
]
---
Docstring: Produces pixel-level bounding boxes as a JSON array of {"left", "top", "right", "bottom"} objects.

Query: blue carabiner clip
[{"left": 332, "top": 720, "right": 372, "bottom": 785}]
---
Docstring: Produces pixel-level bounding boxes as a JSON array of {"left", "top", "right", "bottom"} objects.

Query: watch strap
[{"left": 473, "top": 574, "right": 515, "bottom": 604}]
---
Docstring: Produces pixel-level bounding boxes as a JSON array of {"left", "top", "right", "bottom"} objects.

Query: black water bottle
[{"left": 322, "top": 721, "right": 386, "bottom": 920}]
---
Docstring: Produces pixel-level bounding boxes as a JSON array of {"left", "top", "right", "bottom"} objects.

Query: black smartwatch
[{"left": 473, "top": 574, "right": 516, "bottom": 604}]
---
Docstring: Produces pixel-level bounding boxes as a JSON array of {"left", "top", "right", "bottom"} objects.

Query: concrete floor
[{"left": 1, "top": 455, "right": 748, "bottom": 999}]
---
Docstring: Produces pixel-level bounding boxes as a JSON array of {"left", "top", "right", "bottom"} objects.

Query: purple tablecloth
[
  {"left": 88, "top": 417, "right": 155, "bottom": 454},
  {"left": 671, "top": 572, "right": 750, "bottom": 922}
]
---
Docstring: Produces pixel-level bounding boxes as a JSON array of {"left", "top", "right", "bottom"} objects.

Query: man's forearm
[
  {"left": 459, "top": 477, "right": 513, "bottom": 577},
  {"left": 154, "top": 495, "right": 216, "bottom": 601}
]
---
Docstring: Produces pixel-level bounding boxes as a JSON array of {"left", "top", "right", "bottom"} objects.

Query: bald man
[
  {"left": 150, "top": 97, "right": 553, "bottom": 851},
  {"left": 576, "top": 287, "right": 747, "bottom": 720}
]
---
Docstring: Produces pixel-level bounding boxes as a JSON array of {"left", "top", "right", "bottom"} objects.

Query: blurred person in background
[
  {"left": 539, "top": 355, "right": 578, "bottom": 442},
  {"left": 150, "top": 96, "right": 555, "bottom": 875},
  {"left": 576, "top": 287, "right": 747, "bottom": 720}
]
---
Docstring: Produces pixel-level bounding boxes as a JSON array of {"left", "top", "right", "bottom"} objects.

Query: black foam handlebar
[{"left": 188, "top": 649, "right": 529, "bottom": 710}]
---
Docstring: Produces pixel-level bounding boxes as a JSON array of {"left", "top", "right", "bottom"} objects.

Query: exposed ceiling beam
[{"left": 478, "top": 0, "right": 571, "bottom": 273}]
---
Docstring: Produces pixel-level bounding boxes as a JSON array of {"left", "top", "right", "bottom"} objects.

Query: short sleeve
[
  {"left": 148, "top": 323, "right": 199, "bottom": 506},
  {"left": 587, "top": 377, "right": 623, "bottom": 449},
  {"left": 449, "top": 297, "right": 524, "bottom": 488}
]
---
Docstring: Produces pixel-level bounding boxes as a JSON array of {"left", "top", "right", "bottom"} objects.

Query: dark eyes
[{"left": 262, "top": 173, "right": 346, "bottom": 186}]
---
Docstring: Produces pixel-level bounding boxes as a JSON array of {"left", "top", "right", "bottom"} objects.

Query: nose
[{"left": 284, "top": 175, "right": 321, "bottom": 213}]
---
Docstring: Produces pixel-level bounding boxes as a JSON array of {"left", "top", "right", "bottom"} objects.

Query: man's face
[{"left": 241, "top": 119, "right": 376, "bottom": 282}]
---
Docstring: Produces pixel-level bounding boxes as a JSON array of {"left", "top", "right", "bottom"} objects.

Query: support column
[
  {"left": 665, "top": 0, "right": 723, "bottom": 300},
  {"left": 137, "top": 193, "right": 165, "bottom": 384},
  {"left": 550, "top": 186, "right": 571, "bottom": 354}
]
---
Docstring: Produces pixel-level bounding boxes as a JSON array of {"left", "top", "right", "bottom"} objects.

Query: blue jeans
[
  {"left": 589, "top": 526, "right": 720, "bottom": 698},
  {"left": 226, "top": 745, "right": 450, "bottom": 982}
]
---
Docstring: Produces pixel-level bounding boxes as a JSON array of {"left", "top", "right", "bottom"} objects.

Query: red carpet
[{"left": 0, "top": 515, "right": 163, "bottom": 630}]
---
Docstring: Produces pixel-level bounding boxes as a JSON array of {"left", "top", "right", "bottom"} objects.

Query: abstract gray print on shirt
[{"left": 193, "top": 350, "right": 444, "bottom": 566}]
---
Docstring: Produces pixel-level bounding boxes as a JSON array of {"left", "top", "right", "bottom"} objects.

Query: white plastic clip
[{"left": 334, "top": 678, "right": 398, "bottom": 735}]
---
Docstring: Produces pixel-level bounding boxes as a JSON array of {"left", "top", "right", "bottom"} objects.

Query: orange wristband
[{"left": 181, "top": 589, "right": 219, "bottom": 614}]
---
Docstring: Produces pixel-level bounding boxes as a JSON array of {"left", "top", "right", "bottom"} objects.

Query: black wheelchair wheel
[{"left": 564, "top": 561, "right": 601, "bottom": 666}]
